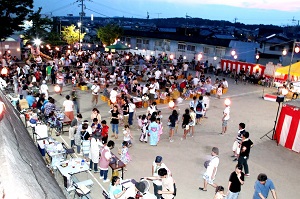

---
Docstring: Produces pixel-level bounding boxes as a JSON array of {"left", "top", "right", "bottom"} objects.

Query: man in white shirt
[
  {"left": 154, "top": 70, "right": 161, "bottom": 81},
  {"left": 193, "top": 77, "right": 199, "bottom": 86},
  {"left": 149, "top": 82, "right": 156, "bottom": 104},
  {"left": 200, "top": 147, "right": 219, "bottom": 191},
  {"left": 143, "top": 84, "right": 149, "bottom": 95},
  {"left": 91, "top": 81, "right": 100, "bottom": 106},
  {"left": 63, "top": 95, "right": 74, "bottom": 121},
  {"left": 128, "top": 98, "right": 136, "bottom": 126},
  {"left": 222, "top": 78, "right": 229, "bottom": 88},
  {"left": 183, "top": 62, "right": 189, "bottom": 78},
  {"left": 221, "top": 104, "right": 230, "bottom": 135},
  {"left": 109, "top": 87, "right": 118, "bottom": 104}
]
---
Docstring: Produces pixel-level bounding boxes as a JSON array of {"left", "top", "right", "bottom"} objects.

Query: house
[{"left": 120, "top": 28, "right": 232, "bottom": 64}]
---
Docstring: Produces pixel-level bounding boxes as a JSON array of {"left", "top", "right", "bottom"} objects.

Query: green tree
[
  {"left": 24, "top": 7, "right": 52, "bottom": 39},
  {"left": 97, "top": 24, "right": 123, "bottom": 46},
  {"left": 0, "top": 0, "right": 33, "bottom": 40},
  {"left": 61, "top": 25, "right": 86, "bottom": 45}
]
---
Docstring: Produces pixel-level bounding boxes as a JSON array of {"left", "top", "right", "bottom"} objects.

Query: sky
[{"left": 34, "top": 0, "right": 300, "bottom": 26}]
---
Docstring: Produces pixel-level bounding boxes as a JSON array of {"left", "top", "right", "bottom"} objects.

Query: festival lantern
[
  {"left": 54, "top": 85, "right": 61, "bottom": 93},
  {"left": 169, "top": 100, "right": 175, "bottom": 108},
  {"left": 224, "top": 98, "right": 231, "bottom": 106}
]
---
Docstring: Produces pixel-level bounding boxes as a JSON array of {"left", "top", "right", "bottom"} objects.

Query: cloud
[{"left": 150, "top": 0, "right": 300, "bottom": 12}]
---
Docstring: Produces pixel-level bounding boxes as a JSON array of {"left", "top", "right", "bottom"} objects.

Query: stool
[
  {"left": 101, "top": 95, "right": 108, "bottom": 102},
  {"left": 155, "top": 98, "right": 160, "bottom": 105},
  {"left": 223, "top": 88, "right": 228, "bottom": 94},
  {"left": 80, "top": 85, "right": 88, "bottom": 91},
  {"left": 143, "top": 101, "right": 149, "bottom": 108}
]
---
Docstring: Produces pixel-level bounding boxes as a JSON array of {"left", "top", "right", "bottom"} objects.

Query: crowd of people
[{"left": 0, "top": 48, "right": 278, "bottom": 199}]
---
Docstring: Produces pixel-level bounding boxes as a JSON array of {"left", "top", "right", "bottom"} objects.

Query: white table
[{"left": 57, "top": 158, "right": 89, "bottom": 178}]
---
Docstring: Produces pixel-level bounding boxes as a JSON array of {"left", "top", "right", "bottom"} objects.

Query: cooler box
[
  {"left": 80, "top": 85, "right": 88, "bottom": 91},
  {"left": 19, "top": 99, "right": 29, "bottom": 110},
  {"left": 101, "top": 95, "right": 108, "bottom": 102}
]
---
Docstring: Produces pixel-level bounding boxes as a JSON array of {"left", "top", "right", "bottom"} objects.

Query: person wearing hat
[
  {"left": 135, "top": 180, "right": 156, "bottom": 199},
  {"left": 226, "top": 164, "right": 244, "bottom": 199},
  {"left": 146, "top": 156, "right": 171, "bottom": 199},
  {"left": 199, "top": 147, "right": 220, "bottom": 191},
  {"left": 39, "top": 80, "right": 49, "bottom": 100}
]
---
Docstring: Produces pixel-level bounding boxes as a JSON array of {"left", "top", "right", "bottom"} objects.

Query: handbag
[
  {"left": 167, "top": 121, "right": 172, "bottom": 126},
  {"left": 182, "top": 124, "right": 186, "bottom": 129},
  {"left": 204, "top": 160, "right": 210, "bottom": 169}
]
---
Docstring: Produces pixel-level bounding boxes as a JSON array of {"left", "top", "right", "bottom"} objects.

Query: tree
[
  {"left": 24, "top": 7, "right": 52, "bottom": 39},
  {"left": 0, "top": 0, "right": 33, "bottom": 40},
  {"left": 61, "top": 25, "right": 86, "bottom": 45},
  {"left": 97, "top": 24, "right": 123, "bottom": 46}
]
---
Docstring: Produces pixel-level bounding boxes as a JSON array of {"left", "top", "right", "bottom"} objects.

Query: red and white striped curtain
[{"left": 274, "top": 104, "right": 300, "bottom": 153}]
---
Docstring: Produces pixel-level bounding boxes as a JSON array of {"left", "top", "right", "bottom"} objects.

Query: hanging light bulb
[
  {"left": 231, "top": 50, "right": 236, "bottom": 56},
  {"left": 282, "top": 49, "right": 287, "bottom": 56},
  {"left": 295, "top": 46, "right": 300, "bottom": 53}
]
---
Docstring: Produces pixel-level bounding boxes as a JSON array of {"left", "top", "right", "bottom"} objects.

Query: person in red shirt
[{"left": 101, "top": 120, "right": 109, "bottom": 144}]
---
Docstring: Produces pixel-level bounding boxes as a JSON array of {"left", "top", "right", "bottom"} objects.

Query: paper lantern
[
  {"left": 169, "top": 100, "right": 175, "bottom": 108},
  {"left": 224, "top": 98, "right": 231, "bottom": 106},
  {"left": 1, "top": 67, "right": 8, "bottom": 75},
  {"left": 54, "top": 85, "right": 61, "bottom": 93}
]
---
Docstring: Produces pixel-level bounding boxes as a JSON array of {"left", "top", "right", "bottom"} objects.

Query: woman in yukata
[{"left": 148, "top": 116, "right": 159, "bottom": 146}]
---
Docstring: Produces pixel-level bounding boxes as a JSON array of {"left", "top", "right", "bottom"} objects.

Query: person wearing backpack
[{"left": 195, "top": 96, "right": 206, "bottom": 125}]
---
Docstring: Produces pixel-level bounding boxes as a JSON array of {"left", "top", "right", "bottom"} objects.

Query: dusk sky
[{"left": 34, "top": 0, "right": 300, "bottom": 26}]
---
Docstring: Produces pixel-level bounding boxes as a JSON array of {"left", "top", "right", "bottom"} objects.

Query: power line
[
  {"left": 90, "top": 1, "right": 146, "bottom": 18},
  {"left": 85, "top": 8, "right": 110, "bottom": 18}
]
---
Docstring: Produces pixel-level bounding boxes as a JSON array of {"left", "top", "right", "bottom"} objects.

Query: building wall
[{"left": 122, "top": 36, "right": 227, "bottom": 66}]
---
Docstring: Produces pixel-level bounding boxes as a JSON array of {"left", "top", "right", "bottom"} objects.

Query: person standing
[
  {"left": 199, "top": 147, "right": 219, "bottom": 191},
  {"left": 232, "top": 123, "right": 246, "bottom": 161},
  {"left": 89, "top": 135, "right": 101, "bottom": 173},
  {"left": 253, "top": 173, "right": 277, "bottom": 199},
  {"left": 63, "top": 95, "right": 74, "bottom": 121},
  {"left": 91, "top": 81, "right": 100, "bottom": 106},
  {"left": 110, "top": 105, "right": 120, "bottom": 139},
  {"left": 122, "top": 99, "right": 129, "bottom": 126},
  {"left": 128, "top": 98, "right": 136, "bottom": 126},
  {"left": 70, "top": 86, "right": 80, "bottom": 114},
  {"left": 150, "top": 156, "right": 171, "bottom": 199},
  {"left": 148, "top": 116, "right": 159, "bottom": 146},
  {"left": 99, "top": 140, "right": 115, "bottom": 183},
  {"left": 39, "top": 80, "right": 49, "bottom": 100},
  {"left": 221, "top": 102, "right": 230, "bottom": 135},
  {"left": 69, "top": 113, "right": 82, "bottom": 148},
  {"left": 238, "top": 131, "right": 253, "bottom": 177},
  {"left": 56, "top": 71, "right": 64, "bottom": 95},
  {"left": 189, "top": 107, "right": 196, "bottom": 137},
  {"left": 195, "top": 96, "right": 205, "bottom": 125},
  {"left": 181, "top": 108, "right": 191, "bottom": 140},
  {"left": 226, "top": 164, "right": 245, "bottom": 199},
  {"left": 168, "top": 110, "right": 178, "bottom": 143}
]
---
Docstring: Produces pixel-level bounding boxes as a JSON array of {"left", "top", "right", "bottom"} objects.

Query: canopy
[
  {"left": 105, "top": 43, "right": 130, "bottom": 50},
  {"left": 276, "top": 62, "right": 300, "bottom": 76}
]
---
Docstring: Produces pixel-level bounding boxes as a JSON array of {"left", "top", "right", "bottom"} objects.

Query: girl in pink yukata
[
  {"left": 118, "top": 141, "right": 131, "bottom": 171},
  {"left": 216, "top": 84, "right": 223, "bottom": 99},
  {"left": 139, "top": 115, "right": 148, "bottom": 143},
  {"left": 156, "top": 118, "right": 163, "bottom": 142}
]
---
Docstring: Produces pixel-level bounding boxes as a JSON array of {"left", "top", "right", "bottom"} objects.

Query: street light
[
  {"left": 288, "top": 39, "right": 300, "bottom": 82},
  {"left": 77, "top": 22, "right": 82, "bottom": 51}
]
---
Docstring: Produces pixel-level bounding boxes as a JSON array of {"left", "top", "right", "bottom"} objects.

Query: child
[
  {"left": 156, "top": 118, "right": 163, "bottom": 142},
  {"left": 214, "top": 186, "right": 225, "bottom": 199},
  {"left": 137, "top": 115, "right": 143, "bottom": 129},
  {"left": 139, "top": 115, "right": 148, "bottom": 143},
  {"left": 101, "top": 120, "right": 109, "bottom": 144},
  {"left": 118, "top": 141, "right": 131, "bottom": 171},
  {"left": 216, "top": 84, "right": 222, "bottom": 99},
  {"left": 123, "top": 125, "right": 133, "bottom": 147},
  {"left": 203, "top": 93, "right": 210, "bottom": 118},
  {"left": 156, "top": 110, "right": 163, "bottom": 121}
]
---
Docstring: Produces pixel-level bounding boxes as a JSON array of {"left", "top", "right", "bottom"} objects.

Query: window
[
  {"left": 125, "top": 37, "right": 131, "bottom": 43},
  {"left": 143, "top": 39, "right": 149, "bottom": 44},
  {"left": 155, "top": 40, "right": 163, "bottom": 46},
  {"left": 136, "top": 38, "right": 142, "bottom": 44},
  {"left": 203, "top": 47, "right": 210, "bottom": 54},
  {"left": 187, "top": 45, "right": 196, "bottom": 51},
  {"left": 178, "top": 43, "right": 186, "bottom": 52},
  {"left": 215, "top": 48, "right": 224, "bottom": 57}
]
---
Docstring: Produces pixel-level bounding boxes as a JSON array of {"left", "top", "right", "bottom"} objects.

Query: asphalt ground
[{"left": 49, "top": 76, "right": 300, "bottom": 199}]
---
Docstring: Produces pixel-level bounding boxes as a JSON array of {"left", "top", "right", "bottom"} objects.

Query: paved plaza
[{"left": 50, "top": 77, "right": 299, "bottom": 199}]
